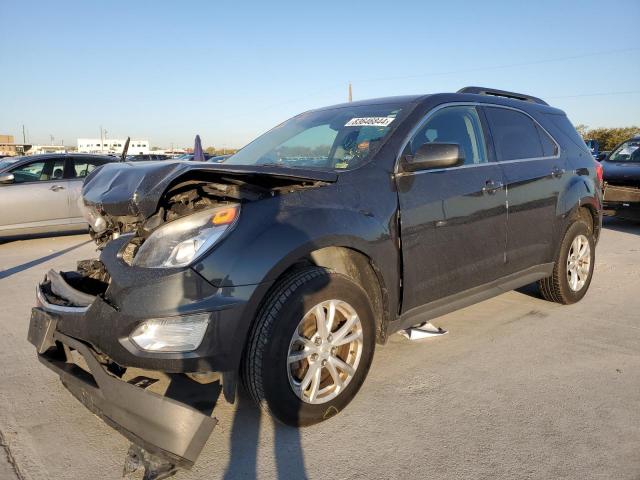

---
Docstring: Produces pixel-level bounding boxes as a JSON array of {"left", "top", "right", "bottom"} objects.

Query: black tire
[
  {"left": 538, "top": 219, "right": 595, "bottom": 304},
  {"left": 242, "top": 267, "right": 376, "bottom": 427}
]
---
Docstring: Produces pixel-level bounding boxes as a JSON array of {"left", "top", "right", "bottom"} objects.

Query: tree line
[
  {"left": 575, "top": 125, "right": 640, "bottom": 152},
  {"left": 205, "top": 147, "right": 238, "bottom": 156}
]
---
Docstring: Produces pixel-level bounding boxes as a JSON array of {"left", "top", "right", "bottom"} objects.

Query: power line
[
  {"left": 547, "top": 90, "right": 640, "bottom": 99},
  {"left": 353, "top": 47, "right": 640, "bottom": 84},
  {"left": 225, "top": 48, "right": 640, "bottom": 119}
]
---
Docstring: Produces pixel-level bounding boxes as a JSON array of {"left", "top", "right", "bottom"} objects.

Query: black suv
[{"left": 28, "top": 87, "right": 602, "bottom": 477}]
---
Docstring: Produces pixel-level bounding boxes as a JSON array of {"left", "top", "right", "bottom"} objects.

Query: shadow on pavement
[
  {"left": 0, "top": 240, "right": 92, "bottom": 280},
  {"left": 602, "top": 216, "right": 640, "bottom": 236},
  {"left": 223, "top": 387, "right": 307, "bottom": 480},
  {"left": 0, "top": 229, "right": 88, "bottom": 245},
  {"left": 515, "top": 282, "right": 543, "bottom": 300}
]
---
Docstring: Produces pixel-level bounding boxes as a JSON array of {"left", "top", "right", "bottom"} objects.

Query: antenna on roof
[{"left": 120, "top": 137, "right": 130, "bottom": 162}]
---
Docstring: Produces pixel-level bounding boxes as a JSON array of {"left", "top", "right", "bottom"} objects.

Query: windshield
[
  {"left": 0, "top": 158, "right": 21, "bottom": 171},
  {"left": 609, "top": 139, "right": 640, "bottom": 162},
  {"left": 225, "top": 103, "right": 406, "bottom": 170}
]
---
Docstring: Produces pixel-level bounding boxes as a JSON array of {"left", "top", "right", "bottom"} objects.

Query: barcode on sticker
[{"left": 345, "top": 117, "right": 395, "bottom": 127}]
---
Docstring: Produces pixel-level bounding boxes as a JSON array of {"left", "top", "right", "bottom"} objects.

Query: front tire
[
  {"left": 243, "top": 267, "right": 376, "bottom": 426},
  {"left": 539, "top": 219, "right": 595, "bottom": 304}
]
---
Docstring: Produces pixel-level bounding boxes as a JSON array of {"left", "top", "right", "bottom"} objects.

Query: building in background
[
  {"left": 0, "top": 134, "right": 31, "bottom": 157},
  {"left": 77, "top": 138, "right": 149, "bottom": 155},
  {"left": 29, "top": 145, "right": 67, "bottom": 155}
]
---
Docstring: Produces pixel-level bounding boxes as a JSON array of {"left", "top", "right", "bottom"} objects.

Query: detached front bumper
[
  {"left": 28, "top": 307, "right": 217, "bottom": 472},
  {"left": 603, "top": 184, "right": 640, "bottom": 221},
  {"left": 26, "top": 234, "right": 270, "bottom": 477}
]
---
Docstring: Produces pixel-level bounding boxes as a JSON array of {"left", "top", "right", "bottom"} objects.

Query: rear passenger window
[
  {"left": 72, "top": 159, "right": 103, "bottom": 178},
  {"left": 485, "top": 107, "right": 544, "bottom": 161}
]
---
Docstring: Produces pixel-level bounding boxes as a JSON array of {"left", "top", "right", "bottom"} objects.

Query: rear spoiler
[{"left": 457, "top": 86, "right": 549, "bottom": 106}]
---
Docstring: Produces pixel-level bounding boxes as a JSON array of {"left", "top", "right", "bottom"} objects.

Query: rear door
[
  {"left": 0, "top": 157, "right": 71, "bottom": 232},
  {"left": 396, "top": 105, "right": 508, "bottom": 312},
  {"left": 482, "top": 106, "right": 565, "bottom": 273},
  {"left": 66, "top": 156, "right": 111, "bottom": 221}
]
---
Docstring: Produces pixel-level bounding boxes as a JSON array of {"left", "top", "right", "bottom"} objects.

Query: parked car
[
  {"left": 601, "top": 135, "right": 640, "bottom": 220},
  {"left": 28, "top": 87, "right": 602, "bottom": 478},
  {"left": 173, "top": 153, "right": 213, "bottom": 161},
  {"left": 0, "top": 154, "right": 115, "bottom": 237},
  {"left": 208, "top": 154, "right": 231, "bottom": 163},
  {"left": 126, "top": 154, "right": 171, "bottom": 161},
  {"left": 585, "top": 138, "right": 600, "bottom": 158}
]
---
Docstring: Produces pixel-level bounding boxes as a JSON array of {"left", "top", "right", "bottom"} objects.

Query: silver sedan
[{"left": 0, "top": 154, "right": 115, "bottom": 238}]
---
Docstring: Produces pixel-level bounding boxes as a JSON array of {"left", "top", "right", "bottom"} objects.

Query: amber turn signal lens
[{"left": 211, "top": 207, "right": 238, "bottom": 226}]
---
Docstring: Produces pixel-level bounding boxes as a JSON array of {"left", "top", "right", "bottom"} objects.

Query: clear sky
[{"left": 1, "top": 0, "right": 639, "bottom": 149}]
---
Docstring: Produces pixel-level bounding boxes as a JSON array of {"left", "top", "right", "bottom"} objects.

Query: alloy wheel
[
  {"left": 566, "top": 234, "right": 591, "bottom": 292},
  {"left": 286, "top": 299, "right": 364, "bottom": 404}
]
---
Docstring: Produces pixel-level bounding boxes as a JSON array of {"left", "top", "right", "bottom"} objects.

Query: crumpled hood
[{"left": 82, "top": 160, "right": 338, "bottom": 218}]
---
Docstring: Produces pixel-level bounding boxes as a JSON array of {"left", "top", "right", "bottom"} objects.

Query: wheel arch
[
  {"left": 261, "top": 245, "right": 390, "bottom": 345},
  {"left": 558, "top": 175, "right": 602, "bottom": 243}
]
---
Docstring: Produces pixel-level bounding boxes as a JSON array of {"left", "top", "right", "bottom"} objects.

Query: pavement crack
[{"left": 0, "top": 429, "right": 25, "bottom": 480}]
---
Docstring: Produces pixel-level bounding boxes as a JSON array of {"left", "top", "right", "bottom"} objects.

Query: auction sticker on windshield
[{"left": 345, "top": 117, "right": 395, "bottom": 127}]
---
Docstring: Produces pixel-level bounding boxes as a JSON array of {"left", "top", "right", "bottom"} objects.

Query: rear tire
[
  {"left": 242, "top": 267, "right": 376, "bottom": 427},
  {"left": 539, "top": 219, "right": 595, "bottom": 304}
]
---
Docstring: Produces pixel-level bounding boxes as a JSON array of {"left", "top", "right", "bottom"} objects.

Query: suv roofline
[{"left": 308, "top": 88, "right": 562, "bottom": 115}]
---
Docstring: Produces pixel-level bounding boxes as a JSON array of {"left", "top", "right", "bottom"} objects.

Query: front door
[
  {"left": 0, "top": 157, "right": 71, "bottom": 232},
  {"left": 396, "top": 105, "right": 507, "bottom": 313}
]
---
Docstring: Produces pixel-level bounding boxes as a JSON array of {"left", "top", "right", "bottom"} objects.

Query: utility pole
[
  {"left": 348, "top": 82, "right": 353, "bottom": 102},
  {"left": 22, "top": 124, "right": 26, "bottom": 144},
  {"left": 100, "top": 125, "right": 104, "bottom": 152},
  {"left": 50, "top": 134, "right": 54, "bottom": 145}
]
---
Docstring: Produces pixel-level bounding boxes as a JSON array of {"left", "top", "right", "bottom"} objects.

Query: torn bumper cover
[
  {"left": 25, "top": 233, "right": 256, "bottom": 473},
  {"left": 28, "top": 307, "right": 217, "bottom": 470},
  {"left": 603, "top": 184, "right": 640, "bottom": 220}
]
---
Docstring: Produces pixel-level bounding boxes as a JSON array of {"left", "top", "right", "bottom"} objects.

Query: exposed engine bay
[{"left": 81, "top": 162, "right": 332, "bottom": 262}]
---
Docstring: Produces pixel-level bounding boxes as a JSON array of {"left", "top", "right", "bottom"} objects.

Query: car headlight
[
  {"left": 132, "top": 205, "right": 239, "bottom": 268},
  {"left": 129, "top": 313, "right": 210, "bottom": 352}
]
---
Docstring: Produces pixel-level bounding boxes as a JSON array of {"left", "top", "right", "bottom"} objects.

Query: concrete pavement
[{"left": 0, "top": 218, "right": 638, "bottom": 480}]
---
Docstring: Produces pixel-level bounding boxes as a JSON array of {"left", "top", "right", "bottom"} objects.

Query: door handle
[
  {"left": 482, "top": 180, "right": 503, "bottom": 195},
  {"left": 50, "top": 185, "right": 65, "bottom": 191},
  {"left": 551, "top": 167, "right": 565, "bottom": 178}
]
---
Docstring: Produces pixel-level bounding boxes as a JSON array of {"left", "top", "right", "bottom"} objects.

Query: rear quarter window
[{"left": 544, "top": 113, "right": 590, "bottom": 153}]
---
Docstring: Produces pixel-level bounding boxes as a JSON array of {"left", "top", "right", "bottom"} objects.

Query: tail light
[{"left": 594, "top": 159, "right": 603, "bottom": 187}]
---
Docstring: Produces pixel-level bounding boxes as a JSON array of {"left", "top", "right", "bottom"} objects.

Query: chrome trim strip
[
  {"left": 395, "top": 161, "right": 495, "bottom": 176},
  {"left": 36, "top": 285, "right": 90, "bottom": 314},
  {"left": 394, "top": 101, "right": 561, "bottom": 174}
]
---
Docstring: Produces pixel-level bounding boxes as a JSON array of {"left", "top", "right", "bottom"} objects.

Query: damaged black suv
[{"left": 28, "top": 87, "right": 602, "bottom": 478}]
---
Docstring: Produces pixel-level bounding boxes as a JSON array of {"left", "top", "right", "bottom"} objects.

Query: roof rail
[{"left": 457, "top": 86, "right": 549, "bottom": 106}]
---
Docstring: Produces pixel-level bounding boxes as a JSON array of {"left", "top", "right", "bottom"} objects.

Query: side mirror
[
  {"left": 402, "top": 143, "right": 464, "bottom": 172},
  {"left": 0, "top": 173, "right": 15, "bottom": 184},
  {"left": 596, "top": 153, "right": 607, "bottom": 162},
  {"left": 402, "top": 143, "right": 465, "bottom": 172}
]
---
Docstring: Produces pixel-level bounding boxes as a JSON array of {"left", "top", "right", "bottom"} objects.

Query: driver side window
[
  {"left": 410, "top": 106, "right": 487, "bottom": 165},
  {"left": 10, "top": 161, "right": 47, "bottom": 183}
]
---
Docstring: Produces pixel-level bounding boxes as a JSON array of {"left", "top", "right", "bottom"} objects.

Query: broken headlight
[
  {"left": 129, "top": 313, "right": 210, "bottom": 352},
  {"left": 132, "top": 205, "right": 239, "bottom": 268}
]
